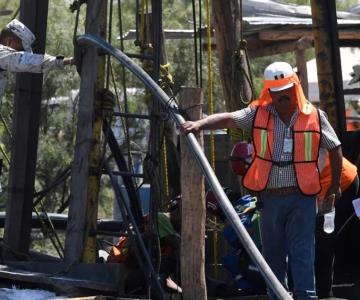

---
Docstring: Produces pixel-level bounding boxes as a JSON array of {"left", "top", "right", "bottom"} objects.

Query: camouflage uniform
[{"left": 0, "top": 44, "right": 64, "bottom": 103}]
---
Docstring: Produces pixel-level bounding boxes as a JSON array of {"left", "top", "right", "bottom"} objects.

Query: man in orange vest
[
  {"left": 315, "top": 149, "right": 359, "bottom": 299},
  {"left": 181, "top": 62, "right": 343, "bottom": 300}
]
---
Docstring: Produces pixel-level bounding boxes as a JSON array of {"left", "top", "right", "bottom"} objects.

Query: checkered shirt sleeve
[
  {"left": 319, "top": 110, "right": 341, "bottom": 150},
  {"left": 231, "top": 107, "right": 256, "bottom": 132}
]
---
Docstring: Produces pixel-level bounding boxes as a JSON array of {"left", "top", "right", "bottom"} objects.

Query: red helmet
[{"left": 229, "top": 141, "right": 252, "bottom": 176}]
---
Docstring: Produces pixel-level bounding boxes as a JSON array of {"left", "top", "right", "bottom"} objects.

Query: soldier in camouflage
[{"left": 0, "top": 19, "right": 74, "bottom": 104}]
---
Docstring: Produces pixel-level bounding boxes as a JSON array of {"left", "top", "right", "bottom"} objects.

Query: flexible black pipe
[
  {"left": 198, "top": 0, "right": 203, "bottom": 88},
  {"left": 191, "top": 0, "right": 199, "bottom": 86},
  {"left": 104, "top": 161, "right": 165, "bottom": 299},
  {"left": 75, "top": 34, "right": 292, "bottom": 300}
]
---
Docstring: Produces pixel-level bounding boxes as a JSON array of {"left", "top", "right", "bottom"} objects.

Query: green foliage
[
  {"left": 336, "top": 0, "right": 358, "bottom": 11},
  {"left": 0, "top": 1, "right": 20, "bottom": 29}
]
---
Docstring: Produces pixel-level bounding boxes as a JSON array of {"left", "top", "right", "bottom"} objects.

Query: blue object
[
  {"left": 220, "top": 194, "right": 265, "bottom": 291},
  {"left": 221, "top": 254, "right": 255, "bottom": 289}
]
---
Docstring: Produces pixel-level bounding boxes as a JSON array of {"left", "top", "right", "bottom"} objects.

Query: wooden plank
[
  {"left": 0, "top": 265, "right": 118, "bottom": 292},
  {"left": 209, "top": 296, "right": 267, "bottom": 300},
  {"left": 213, "top": 0, "right": 251, "bottom": 113},
  {"left": 339, "top": 39, "right": 360, "bottom": 47},
  {"left": 81, "top": 0, "right": 107, "bottom": 264},
  {"left": 5, "top": 261, "right": 123, "bottom": 280},
  {"left": 259, "top": 29, "right": 360, "bottom": 41},
  {"left": 67, "top": 297, "right": 149, "bottom": 300},
  {"left": 249, "top": 37, "right": 313, "bottom": 58},
  {"left": 310, "top": 0, "right": 346, "bottom": 137},
  {"left": 65, "top": 0, "right": 106, "bottom": 264},
  {"left": 180, "top": 87, "right": 206, "bottom": 300},
  {"left": 295, "top": 48, "right": 309, "bottom": 98},
  {"left": 4, "top": 0, "right": 49, "bottom": 258},
  {"left": 121, "top": 28, "right": 214, "bottom": 41},
  {"left": 249, "top": 40, "right": 298, "bottom": 58},
  {"left": 0, "top": 262, "right": 125, "bottom": 294},
  {"left": 67, "top": 297, "right": 147, "bottom": 300},
  {"left": 343, "top": 88, "right": 360, "bottom": 95}
]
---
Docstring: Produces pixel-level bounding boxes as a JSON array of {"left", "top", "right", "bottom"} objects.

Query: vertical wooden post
[
  {"left": 311, "top": 0, "right": 346, "bottom": 139},
  {"left": 213, "top": 0, "right": 252, "bottom": 113},
  {"left": 4, "top": 0, "right": 49, "bottom": 258},
  {"left": 180, "top": 87, "right": 207, "bottom": 300},
  {"left": 295, "top": 48, "right": 308, "bottom": 98},
  {"left": 295, "top": 37, "right": 312, "bottom": 99},
  {"left": 65, "top": 0, "right": 107, "bottom": 264},
  {"left": 80, "top": 0, "right": 107, "bottom": 264},
  {"left": 213, "top": 0, "right": 250, "bottom": 194}
]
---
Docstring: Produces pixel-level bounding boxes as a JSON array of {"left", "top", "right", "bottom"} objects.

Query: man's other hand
[{"left": 325, "top": 184, "right": 341, "bottom": 201}]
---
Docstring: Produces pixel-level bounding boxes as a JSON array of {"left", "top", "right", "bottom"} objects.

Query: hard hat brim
[{"left": 269, "top": 82, "right": 294, "bottom": 92}]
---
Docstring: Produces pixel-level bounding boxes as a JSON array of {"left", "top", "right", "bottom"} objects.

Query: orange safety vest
[
  {"left": 318, "top": 154, "right": 358, "bottom": 200},
  {"left": 243, "top": 105, "right": 322, "bottom": 196}
]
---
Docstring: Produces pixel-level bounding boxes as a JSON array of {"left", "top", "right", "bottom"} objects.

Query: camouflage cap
[{"left": 6, "top": 19, "right": 35, "bottom": 52}]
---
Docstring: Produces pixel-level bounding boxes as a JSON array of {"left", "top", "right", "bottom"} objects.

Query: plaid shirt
[{"left": 231, "top": 104, "right": 341, "bottom": 189}]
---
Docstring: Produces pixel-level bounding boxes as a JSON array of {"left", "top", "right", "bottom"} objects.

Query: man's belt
[
  {"left": 263, "top": 186, "right": 299, "bottom": 196},
  {"left": 272, "top": 160, "right": 292, "bottom": 167}
]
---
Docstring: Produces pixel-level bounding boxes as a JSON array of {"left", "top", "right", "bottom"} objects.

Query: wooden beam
[
  {"left": 295, "top": 47, "right": 309, "bottom": 98},
  {"left": 121, "top": 27, "right": 214, "bottom": 41},
  {"left": 249, "top": 37, "right": 313, "bottom": 58},
  {"left": 65, "top": 0, "right": 106, "bottom": 264},
  {"left": 81, "top": 0, "right": 107, "bottom": 264},
  {"left": 3, "top": 0, "right": 49, "bottom": 258},
  {"left": 180, "top": 87, "right": 206, "bottom": 300},
  {"left": 259, "top": 29, "right": 360, "bottom": 41},
  {"left": 213, "top": 0, "right": 251, "bottom": 113},
  {"left": 339, "top": 39, "right": 360, "bottom": 47},
  {"left": 343, "top": 88, "right": 360, "bottom": 95},
  {"left": 0, "top": 262, "right": 125, "bottom": 294},
  {"left": 311, "top": 0, "right": 346, "bottom": 138}
]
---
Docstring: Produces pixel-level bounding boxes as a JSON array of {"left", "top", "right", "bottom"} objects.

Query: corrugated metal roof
[
  {"left": 349, "top": 4, "right": 360, "bottom": 14},
  {"left": 243, "top": 15, "right": 360, "bottom": 27},
  {"left": 243, "top": 0, "right": 360, "bottom": 19},
  {"left": 121, "top": 0, "right": 360, "bottom": 40},
  {"left": 244, "top": 15, "right": 313, "bottom": 26}
]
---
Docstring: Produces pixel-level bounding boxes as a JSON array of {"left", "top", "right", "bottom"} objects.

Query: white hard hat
[
  {"left": 264, "top": 61, "right": 294, "bottom": 92},
  {"left": 6, "top": 19, "right": 35, "bottom": 53}
]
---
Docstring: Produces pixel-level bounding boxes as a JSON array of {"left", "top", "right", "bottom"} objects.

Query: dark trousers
[{"left": 315, "top": 175, "right": 360, "bottom": 299}]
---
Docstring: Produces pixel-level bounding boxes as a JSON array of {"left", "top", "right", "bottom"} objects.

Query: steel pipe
[{"left": 76, "top": 34, "right": 292, "bottom": 300}]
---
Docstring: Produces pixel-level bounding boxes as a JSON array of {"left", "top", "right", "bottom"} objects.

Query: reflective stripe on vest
[
  {"left": 304, "top": 132, "right": 312, "bottom": 161},
  {"left": 243, "top": 106, "right": 322, "bottom": 195},
  {"left": 259, "top": 129, "right": 267, "bottom": 159}
]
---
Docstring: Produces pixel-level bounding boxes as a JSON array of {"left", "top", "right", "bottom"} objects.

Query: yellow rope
[
  {"left": 159, "top": 63, "right": 174, "bottom": 89},
  {"left": 159, "top": 63, "right": 173, "bottom": 199},
  {"left": 205, "top": 0, "right": 218, "bottom": 279},
  {"left": 139, "top": 0, "right": 147, "bottom": 47},
  {"left": 162, "top": 137, "right": 169, "bottom": 198},
  {"left": 205, "top": 0, "right": 215, "bottom": 171}
]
